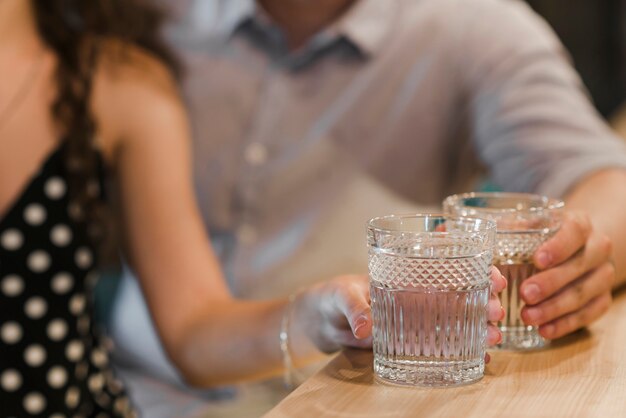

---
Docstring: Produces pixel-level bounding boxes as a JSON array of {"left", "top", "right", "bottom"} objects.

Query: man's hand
[{"left": 520, "top": 211, "right": 615, "bottom": 339}]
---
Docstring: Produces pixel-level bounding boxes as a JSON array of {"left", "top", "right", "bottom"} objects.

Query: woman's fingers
[
  {"left": 329, "top": 275, "right": 372, "bottom": 339},
  {"left": 320, "top": 268, "right": 507, "bottom": 352}
]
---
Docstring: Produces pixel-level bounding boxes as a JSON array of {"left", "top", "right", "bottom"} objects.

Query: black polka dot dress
[{"left": 0, "top": 144, "right": 136, "bottom": 417}]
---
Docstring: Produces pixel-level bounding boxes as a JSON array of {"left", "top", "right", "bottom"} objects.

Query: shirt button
[
  {"left": 244, "top": 143, "right": 268, "bottom": 166},
  {"left": 237, "top": 224, "right": 258, "bottom": 244}
]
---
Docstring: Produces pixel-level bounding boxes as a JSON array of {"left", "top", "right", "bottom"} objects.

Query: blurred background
[{"left": 524, "top": 0, "right": 626, "bottom": 126}]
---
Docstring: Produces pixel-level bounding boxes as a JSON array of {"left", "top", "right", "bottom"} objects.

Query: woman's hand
[
  {"left": 520, "top": 210, "right": 615, "bottom": 339},
  {"left": 292, "top": 268, "right": 507, "bottom": 356},
  {"left": 293, "top": 275, "right": 372, "bottom": 354}
]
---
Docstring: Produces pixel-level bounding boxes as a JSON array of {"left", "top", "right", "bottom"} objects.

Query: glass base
[
  {"left": 373, "top": 356, "right": 484, "bottom": 387},
  {"left": 497, "top": 326, "right": 548, "bottom": 351}
]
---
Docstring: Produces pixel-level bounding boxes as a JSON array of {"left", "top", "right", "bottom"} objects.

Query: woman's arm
[{"left": 92, "top": 48, "right": 374, "bottom": 386}]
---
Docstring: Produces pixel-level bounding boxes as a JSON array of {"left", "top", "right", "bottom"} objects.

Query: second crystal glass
[{"left": 444, "top": 192, "right": 564, "bottom": 350}]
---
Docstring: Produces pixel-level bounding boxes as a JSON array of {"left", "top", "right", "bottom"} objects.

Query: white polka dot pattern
[
  {"left": 108, "top": 378, "right": 124, "bottom": 395},
  {"left": 91, "top": 348, "right": 107, "bottom": 368},
  {"left": 1, "top": 229, "right": 23, "bottom": 251},
  {"left": 88, "top": 373, "right": 105, "bottom": 392},
  {"left": 114, "top": 397, "right": 130, "bottom": 414},
  {"left": 1, "top": 321, "right": 23, "bottom": 344},
  {"left": 1, "top": 369, "right": 22, "bottom": 392},
  {"left": 1, "top": 275, "right": 24, "bottom": 297},
  {"left": 50, "top": 224, "right": 73, "bottom": 247},
  {"left": 69, "top": 294, "right": 86, "bottom": 315},
  {"left": 24, "top": 296, "right": 48, "bottom": 319},
  {"left": 75, "top": 247, "right": 93, "bottom": 269},
  {"left": 65, "top": 340, "right": 84, "bottom": 362},
  {"left": 65, "top": 386, "right": 80, "bottom": 408},
  {"left": 23, "top": 203, "right": 47, "bottom": 226},
  {"left": 47, "top": 366, "right": 68, "bottom": 389},
  {"left": 44, "top": 177, "right": 66, "bottom": 200},
  {"left": 51, "top": 272, "right": 74, "bottom": 294},
  {"left": 47, "top": 319, "right": 68, "bottom": 341},
  {"left": 24, "top": 344, "right": 47, "bottom": 367},
  {"left": 0, "top": 149, "right": 133, "bottom": 416},
  {"left": 23, "top": 392, "right": 46, "bottom": 414},
  {"left": 27, "top": 250, "right": 51, "bottom": 273}
]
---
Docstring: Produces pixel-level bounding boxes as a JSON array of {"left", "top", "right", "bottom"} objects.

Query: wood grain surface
[{"left": 265, "top": 289, "right": 626, "bottom": 418}]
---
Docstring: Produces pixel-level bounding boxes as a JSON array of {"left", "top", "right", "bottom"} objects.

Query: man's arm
[
  {"left": 565, "top": 169, "right": 626, "bottom": 287},
  {"left": 517, "top": 169, "right": 624, "bottom": 339},
  {"left": 455, "top": 0, "right": 626, "bottom": 339}
]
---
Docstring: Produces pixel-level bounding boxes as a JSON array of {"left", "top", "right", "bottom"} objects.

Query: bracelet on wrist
[{"left": 279, "top": 293, "right": 304, "bottom": 389}]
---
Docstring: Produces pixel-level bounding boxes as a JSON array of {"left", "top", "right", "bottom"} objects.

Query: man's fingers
[
  {"left": 487, "top": 267, "right": 505, "bottom": 346},
  {"left": 538, "top": 293, "right": 612, "bottom": 339},
  {"left": 490, "top": 266, "right": 507, "bottom": 294},
  {"left": 521, "top": 262, "right": 614, "bottom": 325},
  {"left": 521, "top": 233, "right": 612, "bottom": 304},
  {"left": 488, "top": 293, "right": 505, "bottom": 323},
  {"left": 487, "top": 324, "right": 502, "bottom": 346},
  {"left": 534, "top": 211, "right": 591, "bottom": 270}
]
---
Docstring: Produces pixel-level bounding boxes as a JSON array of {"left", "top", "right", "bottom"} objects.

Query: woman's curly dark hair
[{"left": 32, "top": 0, "right": 179, "bottom": 250}]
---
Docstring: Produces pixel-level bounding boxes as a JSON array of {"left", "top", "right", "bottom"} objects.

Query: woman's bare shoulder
[
  {"left": 91, "top": 38, "right": 186, "bottom": 157},
  {"left": 96, "top": 38, "right": 178, "bottom": 93}
]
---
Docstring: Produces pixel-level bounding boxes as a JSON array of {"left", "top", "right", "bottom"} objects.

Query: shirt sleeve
[{"left": 457, "top": 0, "right": 626, "bottom": 197}]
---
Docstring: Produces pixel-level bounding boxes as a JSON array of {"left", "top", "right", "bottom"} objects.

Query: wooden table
[{"left": 265, "top": 289, "right": 626, "bottom": 418}]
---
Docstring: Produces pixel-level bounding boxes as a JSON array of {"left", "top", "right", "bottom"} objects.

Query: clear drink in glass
[{"left": 368, "top": 214, "right": 496, "bottom": 386}]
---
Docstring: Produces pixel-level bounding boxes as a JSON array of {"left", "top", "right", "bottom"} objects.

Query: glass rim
[
  {"left": 443, "top": 192, "right": 564, "bottom": 214},
  {"left": 367, "top": 213, "right": 496, "bottom": 236}
]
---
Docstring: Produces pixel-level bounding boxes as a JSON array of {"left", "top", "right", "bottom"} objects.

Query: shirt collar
[
  {"left": 222, "top": 0, "right": 257, "bottom": 37},
  {"left": 226, "top": 0, "right": 398, "bottom": 58},
  {"left": 328, "top": 0, "right": 399, "bottom": 57},
  {"left": 163, "top": 0, "right": 256, "bottom": 48}
]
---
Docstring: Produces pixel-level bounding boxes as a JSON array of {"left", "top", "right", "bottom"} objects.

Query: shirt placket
[{"left": 232, "top": 64, "right": 284, "bottom": 247}]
